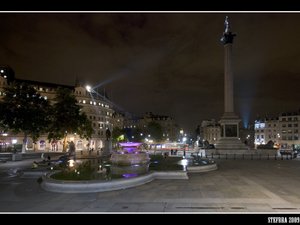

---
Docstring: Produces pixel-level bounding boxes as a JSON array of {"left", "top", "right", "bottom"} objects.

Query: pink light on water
[
  {"left": 119, "top": 142, "right": 142, "bottom": 148},
  {"left": 119, "top": 142, "right": 142, "bottom": 153}
]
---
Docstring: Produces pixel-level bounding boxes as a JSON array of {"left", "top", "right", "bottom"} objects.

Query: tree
[
  {"left": 132, "top": 127, "right": 144, "bottom": 142},
  {"left": 147, "top": 121, "right": 163, "bottom": 142},
  {"left": 112, "top": 127, "right": 125, "bottom": 143},
  {"left": 0, "top": 82, "right": 51, "bottom": 152},
  {"left": 48, "top": 88, "right": 93, "bottom": 152}
]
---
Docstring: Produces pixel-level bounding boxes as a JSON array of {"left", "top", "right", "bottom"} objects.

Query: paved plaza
[{"left": 1, "top": 158, "right": 300, "bottom": 213}]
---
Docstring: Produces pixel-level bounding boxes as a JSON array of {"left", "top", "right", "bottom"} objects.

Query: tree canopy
[
  {"left": 147, "top": 121, "right": 163, "bottom": 142},
  {"left": 0, "top": 82, "right": 51, "bottom": 152},
  {"left": 47, "top": 87, "right": 93, "bottom": 151}
]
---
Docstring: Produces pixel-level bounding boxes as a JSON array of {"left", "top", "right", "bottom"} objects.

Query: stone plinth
[{"left": 102, "top": 140, "right": 112, "bottom": 156}]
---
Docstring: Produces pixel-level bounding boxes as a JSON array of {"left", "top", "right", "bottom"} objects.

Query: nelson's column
[{"left": 215, "top": 16, "right": 248, "bottom": 152}]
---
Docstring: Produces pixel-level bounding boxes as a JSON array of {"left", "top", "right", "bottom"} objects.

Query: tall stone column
[
  {"left": 224, "top": 43, "right": 234, "bottom": 114},
  {"left": 216, "top": 16, "right": 247, "bottom": 151}
]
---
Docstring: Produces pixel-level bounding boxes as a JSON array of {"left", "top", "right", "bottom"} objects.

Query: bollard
[
  {"left": 81, "top": 150, "right": 83, "bottom": 155},
  {"left": 281, "top": 155, "right": 283, "bottom": 160},
  {"left": 218, "top": 154, "right": 220, "bottom": 159},
  {"left": 97, "top": 150, "right": 99, "bottom": 155},
  {"left": 286, "top": 154, "right": 289, "bottom": 160}
]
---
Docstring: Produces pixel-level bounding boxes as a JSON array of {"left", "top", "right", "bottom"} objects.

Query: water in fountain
[{"left": 109, "top": 142, "right": 150, "bottom": 178}]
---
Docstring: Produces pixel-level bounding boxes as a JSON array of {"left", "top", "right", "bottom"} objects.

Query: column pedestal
[
  {"left": 102, "top": 140, "right": 112, "bottom": 156},
  {"left": 216, "top": 113, "right": 248, "bottom": 151}
]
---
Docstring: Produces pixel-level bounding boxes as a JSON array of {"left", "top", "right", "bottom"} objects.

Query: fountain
[
  {"left": 109, "top": 142, "right": 150, "bottom": 178},
  {"left": 110, "top": 142, "right": 150, "bottom": 166}
]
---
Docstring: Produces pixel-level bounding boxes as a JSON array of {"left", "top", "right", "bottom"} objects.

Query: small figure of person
[
  {"left": 105, "top": 166, "right": 111, "bottom": 180},
  {"left": 47, "top": 155, "right": 51, "bottom": 166},
  {"left": 105, "top": 128, "right": 111, "bottom": 141},
  {"left": 164, "top": 152, "right": 168, "bottom": 158},
  {"left": 41, "top": 153, "right": 46, "bottom": 162}
]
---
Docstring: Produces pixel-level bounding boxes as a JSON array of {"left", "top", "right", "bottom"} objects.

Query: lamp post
[{"left": 12, "top": 139, "right": 17, "bottom": 153}]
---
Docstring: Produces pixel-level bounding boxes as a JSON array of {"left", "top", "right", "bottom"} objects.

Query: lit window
[
  {"left": 83, "top": 100, "right": 86, "bottom": 104},
  {"left": 90, "top": 101, "right": 92, "bottom": 104},
  {"left": 93, "top": 102, "right": 96, "bottom": 105}
]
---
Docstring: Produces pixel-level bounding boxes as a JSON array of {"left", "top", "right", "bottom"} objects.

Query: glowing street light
[{"left": 86, "top": 85, "right": 92, "bottom": 92}]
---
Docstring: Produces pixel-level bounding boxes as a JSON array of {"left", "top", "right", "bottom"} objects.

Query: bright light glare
[
  {"left": 181, "top": 159, "right": 188, "bottom": 166},
  {"left": 68, "top": 159, "right": 75, "bottom": 168},
  {"left": 86, "top": 85, "right": 92, "bottom": 92}
]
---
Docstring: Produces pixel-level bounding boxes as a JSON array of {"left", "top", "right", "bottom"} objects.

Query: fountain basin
[
  {"left": 110, "top": 142, "right": 150, "bottom": 166},
  {"left": 110, "top": 152, "right": 150, "bottom": 166}
]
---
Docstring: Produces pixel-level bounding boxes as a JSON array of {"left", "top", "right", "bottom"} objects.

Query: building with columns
[{"left": 0, "top": 66, "right": 114, "bottom": 152}]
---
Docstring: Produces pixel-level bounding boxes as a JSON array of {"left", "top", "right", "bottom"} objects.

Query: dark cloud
[{"left": 0, "top": 13, "right": 300, "bottom": 132}]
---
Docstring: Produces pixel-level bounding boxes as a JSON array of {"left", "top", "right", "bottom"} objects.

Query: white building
[
  {"left": 200, "top": 119, "right": 221, "bottom": 145},
  {"left": 255, "top": 112, "right": 300, "bottom": 149}
]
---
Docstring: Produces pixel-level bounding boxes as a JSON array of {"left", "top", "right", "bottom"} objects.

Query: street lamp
[
  {"left": 12, "top": 139, "right": 17, "bottom": 153},
  {"left": 86, "top": 85, "right": 92, "bottom": 93}
]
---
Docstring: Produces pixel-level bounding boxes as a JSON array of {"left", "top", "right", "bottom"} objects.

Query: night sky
[{"left": 1, "top": 12, "right": 300, "bottom": 133}]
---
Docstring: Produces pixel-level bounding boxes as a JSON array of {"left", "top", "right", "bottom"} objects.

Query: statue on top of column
[
  {"left": 224, "top": 16, "right": 230, "bottom": 33},
  {"left": 221, "top": 16, "right": 236, "bottom": 45}
]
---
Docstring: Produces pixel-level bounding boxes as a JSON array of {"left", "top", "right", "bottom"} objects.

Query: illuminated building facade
[
  {"left": 255, "top": 112, "right": 300, "bottom": 149},
  {"left": 200, "top": 119, "right": 221, "bottom": 145},
  {"left": 124, "top": 112, "right": 180, "bottom": 142},
  {"left": 0, "top": 66, "right": 114, "bottom": 152}
]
